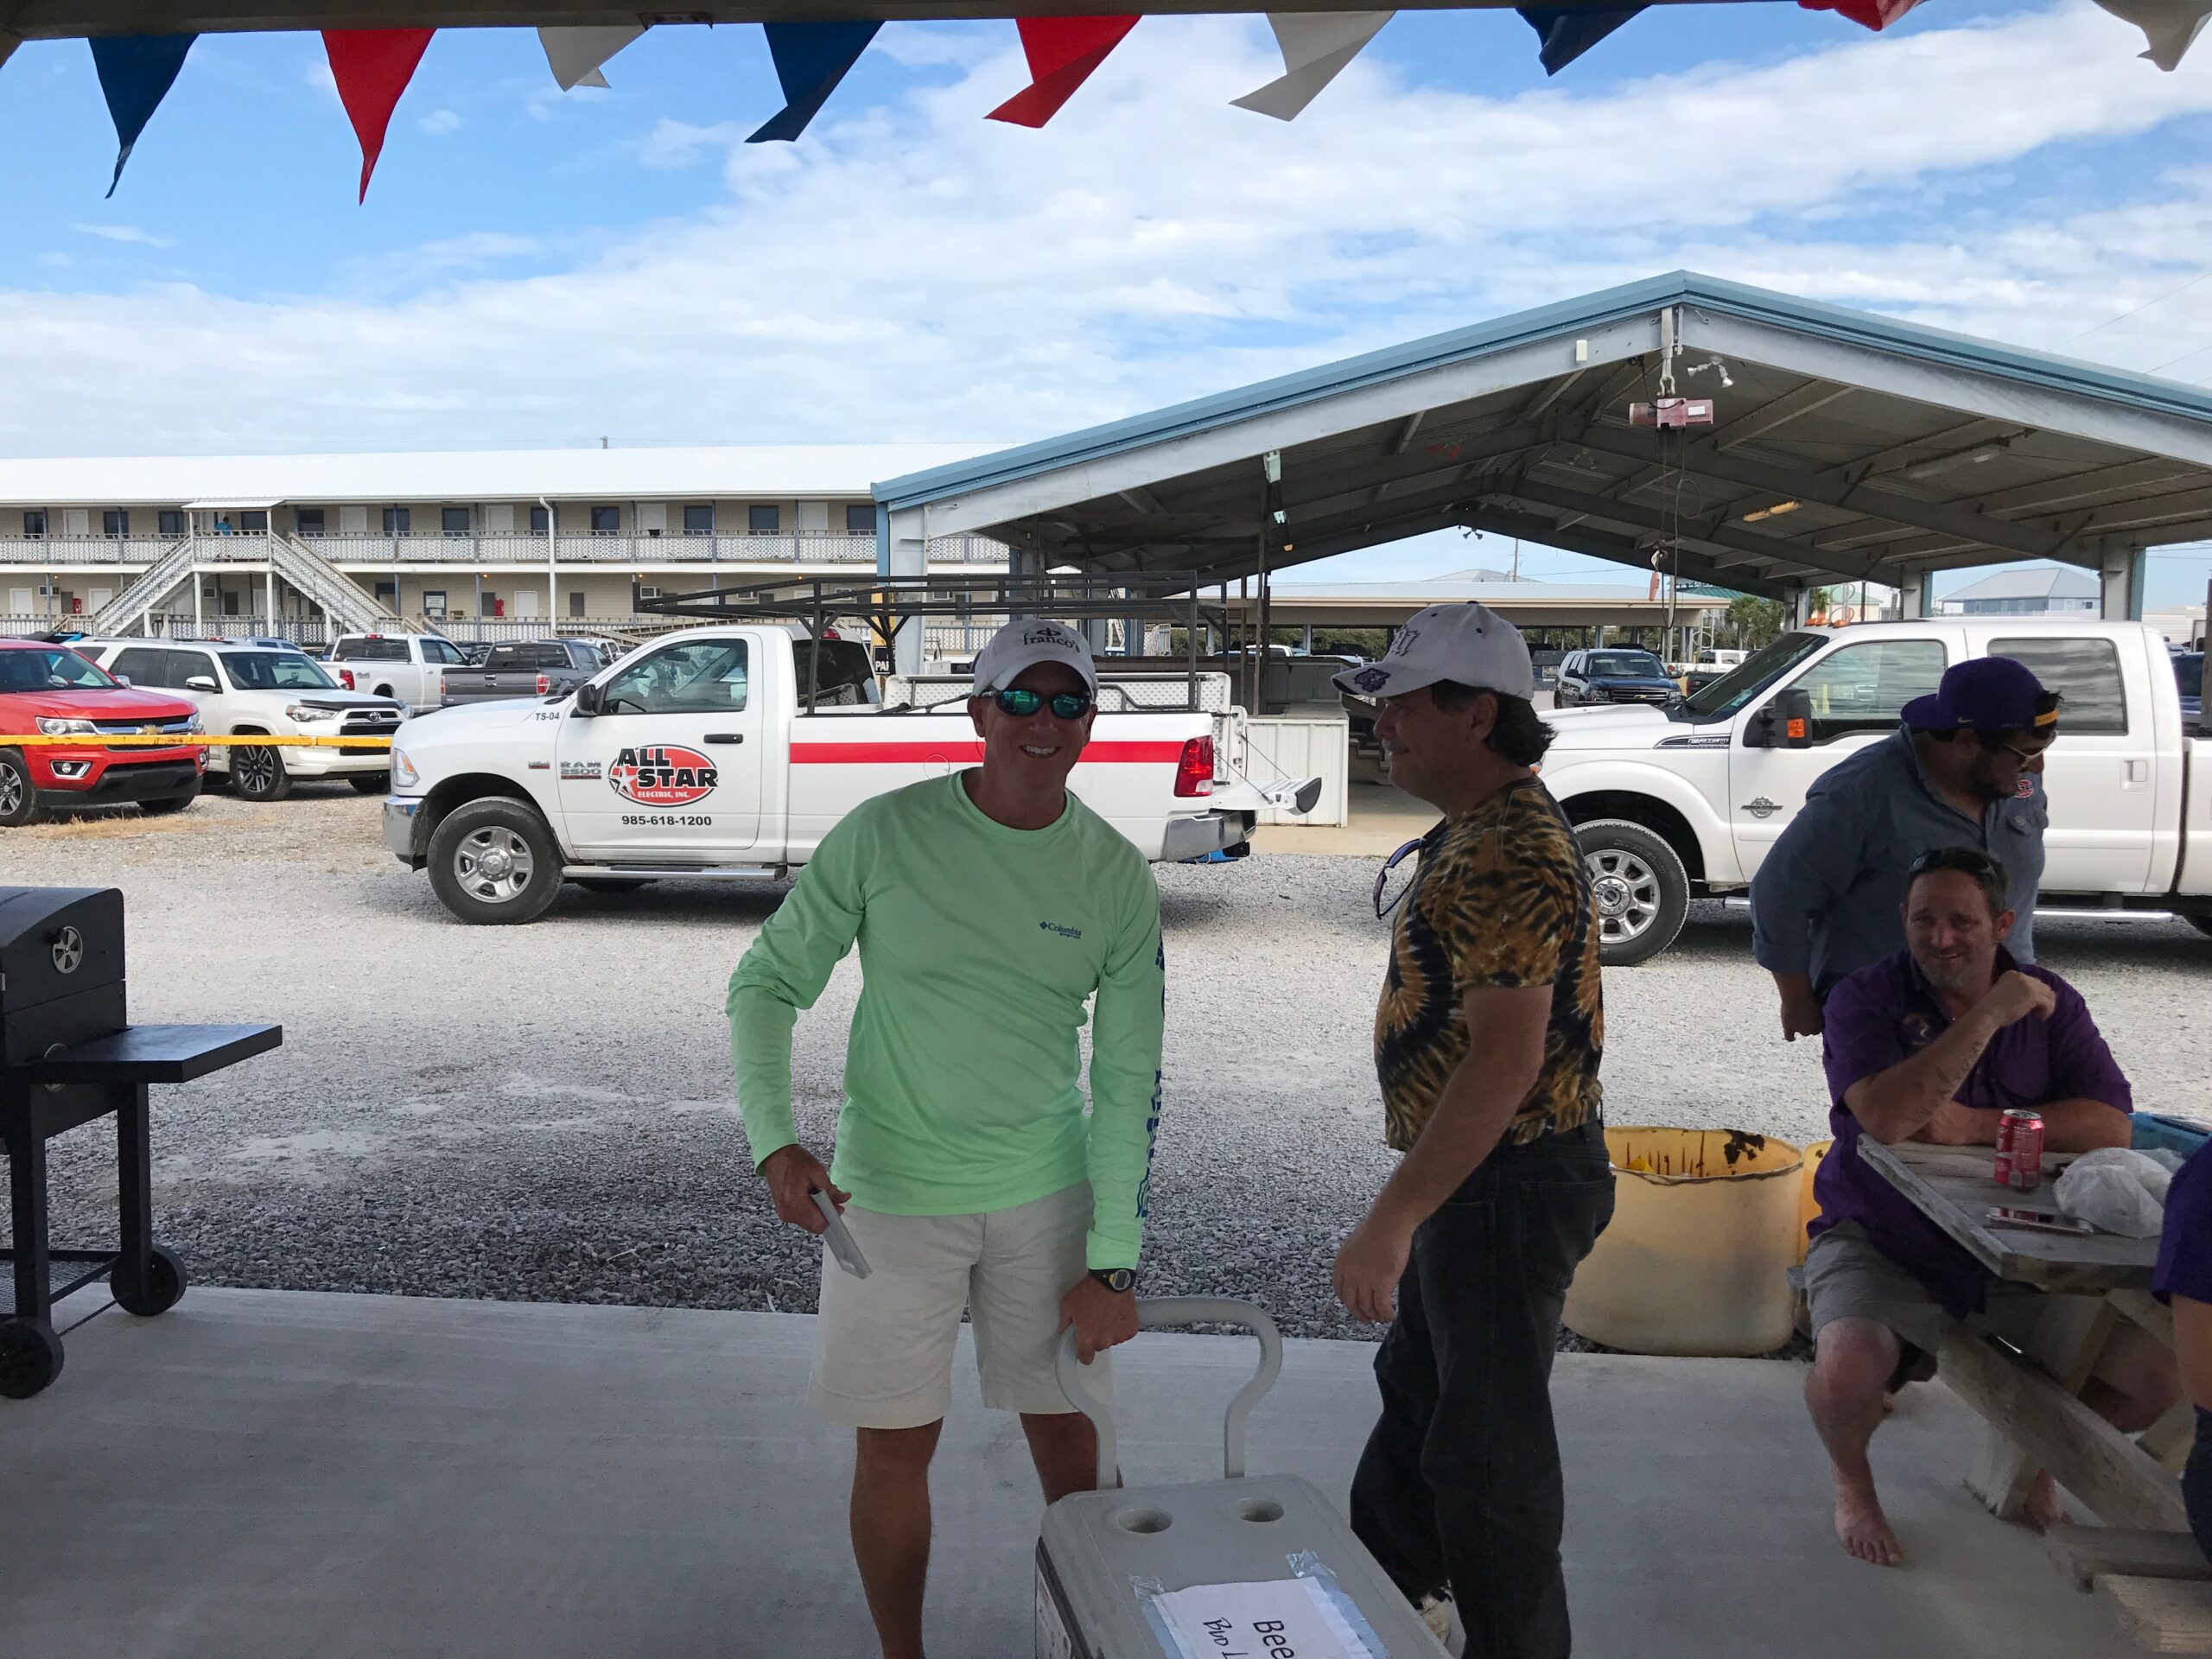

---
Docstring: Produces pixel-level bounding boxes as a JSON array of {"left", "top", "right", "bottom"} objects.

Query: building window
[
  {"left": 384, "top": 506, "right": 411, "bottom": 535},
  {"left": 747, "top": 505, "right": 780, "bottom": 534},
  {"left": 590, "top": 505, "right": 620, "bottom": 533},
  {"left": 846, "top": 503, "right": 877, "bottom": 534},
  {"left": 156, "top": 510, "right": 184, "bottom": 537},
  {"left": 683, "top": 504, "right": 715, "bottom": 535},
  {"left": 569, "top": 590, "right": 586, "bottom": 619},
  {"left": 423, "top": 590, "right": 448, "bottom": 619},
  {"left": 442, "top": 506, "right": 471, "bottom": 537},
  {"left": 530, "top": 505, "right": 550, "bottom": 534},
  {"left": 373, "top": 581, "right": 398, "bottom": 607},
  {"left": 103, "top": 509, "right": 130, "bottom": 537},
  {"left": 22, "top": 511, "right": 46, "bottom": 537},
  {"left": 296, "top": 508, "right": 325, "bottom": 537},
  {"left": 240, "top": 510, "right": 268, "bottom": 532}
]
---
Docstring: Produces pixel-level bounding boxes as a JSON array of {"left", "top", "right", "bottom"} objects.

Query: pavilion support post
[
  {"left": 2100, "top": 548, "right": 2145, "bottom": 622},
  {"left": 1783, "top": 586, "right": 1809, "bottom": 628},
  {"left": 883, "top": 505, "right": 929, "bottom": 676},
  {"left": 1899, "top": 568, "right": 1928, "bottom": 620}
]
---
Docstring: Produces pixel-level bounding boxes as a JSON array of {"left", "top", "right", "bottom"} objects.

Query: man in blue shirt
[
  {"left": 1802, "top": 847, "right": 2178, "bottom": 1567},
  {"left": 1751, "top": 656, "right": 2056, "bottom": 1042}
]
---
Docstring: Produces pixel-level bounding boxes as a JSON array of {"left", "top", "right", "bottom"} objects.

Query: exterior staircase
[{"left": 87, "top": 532, "right": 411, "bottom": 638}]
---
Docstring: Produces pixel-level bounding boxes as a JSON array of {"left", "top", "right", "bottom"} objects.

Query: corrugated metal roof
[
  {"left": 1946, "top": 566, "right": 2101, "bottom": 601},
  {"left": 877, "top": 270, "right": 2212, "bottom": 508},
  {"left": 0, "top": 443, "right": 1000, "bottom": 507}
]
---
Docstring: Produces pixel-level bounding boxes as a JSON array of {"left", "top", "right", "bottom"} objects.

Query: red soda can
[
  {"left": 1993, "top": 1111, "right": 2015, "bottom": 1186},
  {"left": 2004, "top": 1109, "right": 2044, "bottom": 1192}
]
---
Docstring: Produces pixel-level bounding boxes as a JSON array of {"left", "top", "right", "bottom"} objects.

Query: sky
[{"left": 3, "top": 0, "right": 2211, "bottom": 609}]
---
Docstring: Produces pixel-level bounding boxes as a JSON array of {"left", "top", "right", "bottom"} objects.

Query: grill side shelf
[{"left": 18, "top": 1023, "right": 283, "bottom": 1084}]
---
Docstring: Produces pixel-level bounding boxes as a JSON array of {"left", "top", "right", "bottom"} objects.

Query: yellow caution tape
[{"left": 0, "top": 733, "right": 391, "bottom": 749}]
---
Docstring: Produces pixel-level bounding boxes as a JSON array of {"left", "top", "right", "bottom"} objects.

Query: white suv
[{"left": 83, "top": 640, "right": 407, "bottom": 802}]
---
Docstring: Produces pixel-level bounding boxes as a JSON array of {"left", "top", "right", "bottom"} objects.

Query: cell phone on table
[
  {"left": 812, "top": 1188, "right": 872, "bottom": 1279},
  {"left": 1985, "top": 1205, "right": 2096, "bottom": 1236}
]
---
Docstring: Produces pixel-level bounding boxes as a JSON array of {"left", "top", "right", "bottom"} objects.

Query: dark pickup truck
[{"left": 437, "top": 639, "right": 606, "bottom": 706}]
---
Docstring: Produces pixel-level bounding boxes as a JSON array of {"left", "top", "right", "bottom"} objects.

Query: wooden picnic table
[{"left": 1856, "top": 1140, "right": 2188, "bottom": 1537}]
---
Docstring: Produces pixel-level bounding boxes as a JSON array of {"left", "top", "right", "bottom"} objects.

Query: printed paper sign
[{"left": 1149, "top": 1576, "right": 1373, "bottom": 1659}]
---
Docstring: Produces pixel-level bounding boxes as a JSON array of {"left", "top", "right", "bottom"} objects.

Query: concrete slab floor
[{"left": 0, "top": 1288, "right": 2131, "bottom": 1659}]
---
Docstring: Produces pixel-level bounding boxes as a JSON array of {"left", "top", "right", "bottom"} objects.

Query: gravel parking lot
[{"left": 8, "top": 788, "right": 2209, "bottom": 1340}]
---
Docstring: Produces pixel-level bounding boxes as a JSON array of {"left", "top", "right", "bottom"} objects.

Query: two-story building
[{"left": 0, "top": 443, "right": 1004, "bottom": 641}]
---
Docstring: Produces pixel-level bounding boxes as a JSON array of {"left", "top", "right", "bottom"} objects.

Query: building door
[
  {"left": 512, "top": 588, "right": 540, "bottom": 620},
  {"left": 554, "top": 637, "right": 762, "bottom": 860}
]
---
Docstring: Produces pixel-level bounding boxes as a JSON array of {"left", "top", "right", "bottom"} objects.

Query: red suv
[{"left": 0, "top": 640, "right": 207, "bottom": 826}]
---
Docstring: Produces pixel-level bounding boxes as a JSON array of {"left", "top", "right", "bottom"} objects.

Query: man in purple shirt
[
  {"left": 2156, "top": 1138, "right": 2212, "bottom": 1560},
  {"left": 1802, "top": 847, "right": 2179, "bottom": 1567}
]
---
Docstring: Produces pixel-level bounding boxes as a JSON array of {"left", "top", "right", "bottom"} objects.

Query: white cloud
[
  {"left": 7, "top": 3, "right": 2212, "bottom": 461},
  {"left": 419, "top": 108, "right": 463, "bottom": 137},
  {"left": 68, "top": 224, "right": 175, "bottom": 248},
  {"left": 40, "top": 252, "right": 73, "bottom": 270}
]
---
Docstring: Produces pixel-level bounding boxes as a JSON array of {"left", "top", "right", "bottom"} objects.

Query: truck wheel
[
  {"left": 428, "top": 798, "right": 563, "bottom": 924},
  {"left": 230, "top": 742, "right": 293, "bottom": 802},
  {"left": 0, "top": 750, "right": 45, "bottom": 828},
  {"left": 1575, "top": 818, "right": 1689, "bottom": 967},
  {"left": 349, "top": 773, "right": 391, "bottom": 794}
]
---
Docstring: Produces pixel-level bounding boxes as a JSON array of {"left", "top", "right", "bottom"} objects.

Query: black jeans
[
  {"left": 2187, "top": 1411, "right": 2212, "bottom": 1564},
  {"left": 1349, "top": 1121, "right": 1615, "bottom": 1659}
]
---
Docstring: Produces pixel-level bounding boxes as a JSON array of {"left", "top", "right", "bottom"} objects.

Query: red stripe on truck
[{"left": 790, "top": 741, "right": 1186, "bottom": 765}]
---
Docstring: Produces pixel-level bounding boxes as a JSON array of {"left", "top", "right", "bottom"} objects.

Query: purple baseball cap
[{"left": 1900, "top": 656, "right": 2056, "bottom": 734}]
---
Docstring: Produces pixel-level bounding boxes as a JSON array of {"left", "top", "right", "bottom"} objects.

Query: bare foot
[
  {"left": 2021, "top": 1471, "right": 2070, "bottom": 1533},
  {"left": 1834, "top": 1484, "right": 1905, "bottom": 1567}
]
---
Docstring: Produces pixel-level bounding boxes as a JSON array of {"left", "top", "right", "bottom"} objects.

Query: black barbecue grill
[{"left": 0, "top": 886, "right": 280, "bottom": 1398}]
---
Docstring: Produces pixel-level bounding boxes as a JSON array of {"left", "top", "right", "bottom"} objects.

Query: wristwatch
[{"left": 1089, "top": 1268, "right": 1136, "bottom": 1294}]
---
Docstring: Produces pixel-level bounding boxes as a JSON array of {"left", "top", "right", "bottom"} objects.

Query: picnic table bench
[{"left": 1858, "top": 1141, "right": 2208, "bottom": 1651}]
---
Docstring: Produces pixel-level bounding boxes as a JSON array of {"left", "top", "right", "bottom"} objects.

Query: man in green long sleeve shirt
[{"left": 728, "top": 617, "right": 1165, "bottom": 1659}]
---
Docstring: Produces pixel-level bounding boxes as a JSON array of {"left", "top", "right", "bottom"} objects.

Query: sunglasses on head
[
  {"left": 993, "top": 687, "right": 1093, "bottom": 720},
  {"left": 1906, "top": 847, "right": 2001, "bottom": 882}
]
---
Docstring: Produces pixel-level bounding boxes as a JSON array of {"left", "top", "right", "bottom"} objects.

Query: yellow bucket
[
  {"left": 1795, "top": 1139, "right": 1832, "bottom": 1266},
  {"left": 1563, "top": 1128, "right": 1806, "bottom": 1357}
]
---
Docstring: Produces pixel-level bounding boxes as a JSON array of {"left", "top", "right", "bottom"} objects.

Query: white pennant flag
[
  {"left": 1232, "top": 11, "right": 1394, "bottom": 121},
  {"left": 539, "top": 23, "right": 646, "bottom": 91},
  {"left": 2093, "top": 0, "right": 2212, "bottom": 71}
]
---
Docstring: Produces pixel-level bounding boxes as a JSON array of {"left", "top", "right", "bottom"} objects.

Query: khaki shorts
[
  {"left": 1804, "top": 1220, "right": 2060, "bottom": 1388},
  {"left": 808, "top": 1180, "right": 1110, "bottom": 1430}
]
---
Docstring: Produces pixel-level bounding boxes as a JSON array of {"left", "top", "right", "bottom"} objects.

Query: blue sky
[{"left": 2, "top": 0, "right": 2209, "bottom": 610}]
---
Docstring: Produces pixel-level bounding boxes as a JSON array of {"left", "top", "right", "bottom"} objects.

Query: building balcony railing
[{"left": 0, "top": 531, "right": 1009, "bottom": 568}]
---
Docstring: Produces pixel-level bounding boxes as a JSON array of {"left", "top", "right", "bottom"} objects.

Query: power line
[{"left": 2061, "top": 266, "right": 2212, "bottom": 346}]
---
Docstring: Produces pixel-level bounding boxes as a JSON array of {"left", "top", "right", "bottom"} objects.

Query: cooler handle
[{"left": 1054, "top": 1296, "right": 1284, "bottom": 1490}]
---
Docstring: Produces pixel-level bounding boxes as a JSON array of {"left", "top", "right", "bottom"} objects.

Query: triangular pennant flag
[
  {"left": 1232, "top": 12, "right": 1393, "bottom": 120},
  {"left": 2094, "top": 0, "right": 2212, "bottom": 71},
  {"left": 987, "top": 16, "right": 1139, "bottom": 128},
  {"left": 323, "top": 29, "right": 435, "bottom": 202},
  {"left": 90, "top": 33, "right": 196, "bottom": 197},
  {"left": 749, "top": 21, "right": 880, "bottom": 143},
  {"left": 1516, "top": 7, "right": 1645, "bottom": 75},
  {"left": 539, "top": 24, "right": 645, "bottom": 92},
  {"left": 1796, "top": 0, "right": 1925, "bottom": 30}
]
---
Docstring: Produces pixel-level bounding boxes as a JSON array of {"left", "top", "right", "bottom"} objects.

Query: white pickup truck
[
  {"left": 384, "top": 624, "right": 1313, "bottom": 923},
  {"left": 1539, "top": 619, "right": 2212, "bottom": 964},
  {"left": 325, "top": 632, "right": 474, "bottom": 709}
]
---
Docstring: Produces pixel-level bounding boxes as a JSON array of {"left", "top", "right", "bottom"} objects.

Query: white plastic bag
[{"left": 2053, "top": 1147, "right": 2173, "bottom": 1239}]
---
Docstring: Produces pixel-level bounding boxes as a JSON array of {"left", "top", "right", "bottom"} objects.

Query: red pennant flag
[
  {"left": 1797, "top": 0, "right": 1925, "bottom": 29},
  {"left": 323, "top": 29, "right": 435, "bottom": 201},
  {"left": 987, "top": 16, "right": 1138, "bottom": 128}
]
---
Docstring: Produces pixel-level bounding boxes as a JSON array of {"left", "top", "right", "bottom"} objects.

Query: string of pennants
[{"left": 88, "top": 0, "right": 2210, "bottom": 200}]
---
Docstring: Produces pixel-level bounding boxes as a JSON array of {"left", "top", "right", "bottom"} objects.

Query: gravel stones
[{"left": 6, "top": 787, "right": 2205, "bottom": 1343}]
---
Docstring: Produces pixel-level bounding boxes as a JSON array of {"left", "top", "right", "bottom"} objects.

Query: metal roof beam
[
  {"left": 1972, "top": 459, "right": 2203, "bottom": 517},
  {"left": 1485, "top": 477, "right": 1850, "bottom": 580},
  {"left": 1388, "top": 412, "right": 1426, "bottom": 455},
  {"left": 1567, "top": 421, "right": 2069, "bottom": 561},
  {"left": 1712, "top": 380, "right": 1856, "bottom": 453},
  {"left": 1460, "top": 505, "right": 1789, "bottom": 600}
]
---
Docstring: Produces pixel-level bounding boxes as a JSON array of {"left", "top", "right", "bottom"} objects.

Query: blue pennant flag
[
  {"left": 91, "top": 33, "right": 198, "bottom": 197},
  {"left": 1516, "top": 7, "right": 1645, "bottom": 74},
  {"left": 748, "top": 21, "right": 880, "bottom": 143}
]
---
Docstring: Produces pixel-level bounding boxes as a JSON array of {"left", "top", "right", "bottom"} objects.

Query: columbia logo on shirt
[{"left": 1039, "top": 921, "right": 1084, "bottom": 939}]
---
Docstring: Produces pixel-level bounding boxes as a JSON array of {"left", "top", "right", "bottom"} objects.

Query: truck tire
[
  {"left": 1576, "top": 818, "right": 1689, "bottom": 967},
  {"left": 230, "top": 741, "right": 293, "bottom": 802},
  {"left": 428, "top": 797, "right": 563, "bottom": 924},
  {"left": 0, "top": 750, "right": 45, "bottom": 827}
]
